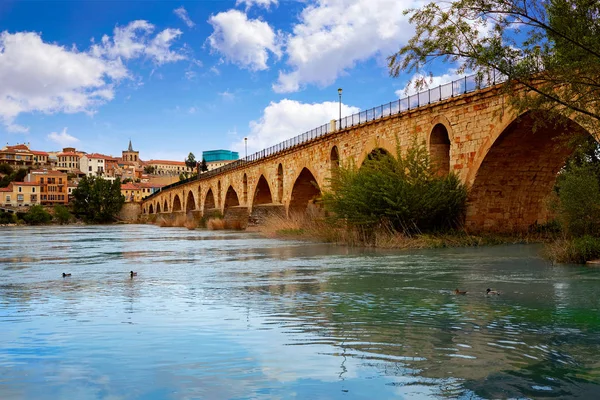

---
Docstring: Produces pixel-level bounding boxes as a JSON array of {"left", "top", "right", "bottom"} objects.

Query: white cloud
[
  {"left": 232, "top": 99, "right": 360, "bottom": 154},
  {"left": 91, "top": 20, "right": 186, "bottom": 65},
  {"left": 218, "top": 90, "right": 235, "bottom": 101},
  {"left": 274, "top": 0, "right": 421, "bottom": 93},
  {"left": 395, "top": 70, "right": 462, "bottom": 97},
  {"left": 174, "top": 6, "right": 195, "bottom": 28},
  {"left": 188, "top": 106, "right": 197, "bottom": 114},
  {"left": 207, "top": 10, "right": 281, "bottom": 71},
  {"left": 0, "top": 31, "right": 126, "bottom": 132},
  {"left": 236, "top": 0, "right": 278, "bottom": 10},
  {"left": 48, "top": 128, "right": 79, "bottom": 146}
]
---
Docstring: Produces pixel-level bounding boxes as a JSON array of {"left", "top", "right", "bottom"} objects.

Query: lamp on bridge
[
  {"left": 244, "top": 137, "right": 247, "bottom": 159},
  {"left": 338, "top": 88, "right": 343, "bottom": 130}
]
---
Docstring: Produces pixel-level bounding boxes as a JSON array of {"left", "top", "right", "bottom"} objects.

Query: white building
[{"left": 80, "top": 153, "right": 107, "bottom": 177}]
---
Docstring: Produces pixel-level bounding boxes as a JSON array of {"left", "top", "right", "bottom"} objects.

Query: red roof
[
  {"left": 85, "top": 153, "right": 110, "bottom": 159},
  {"left": 6, "top": 144, "right": 30, "bottom": 151},
  {"left": 30, "top": 150, "right": 49, "bottom": 156},
  {"left": 121, "top": 183, "right": 140, "bottom": 190},
  {"left": 0, "top": 186, "right": 12, "bottom": 192},
  {"left": 147, "top": 159, "right": 187, "bottom": 166},
  {"left": 13, "top": 182, "right": 39, "bottom": 186}
]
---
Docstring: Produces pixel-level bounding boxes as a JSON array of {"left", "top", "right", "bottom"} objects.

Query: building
[
  {"left": 121, "top": 182, "right": 164, "bottom": 203},
  {"left": 80, "top": 153, "right": 107, "bottom": 177},
  {"left": 202, "top": 149, "right": 239, "bottom": 171},
  {"left": 0, "top": 182, "right": 41, "bottom": 207},
  {"left": 0, "top": 143, "right": 50, "bottom": 167},
  {"left": 122, "top": 140, "right": 140, "bottom": 165},
  {"left": 25, "top": 169, "right": 68, "bottom": 205},
  {"left": 31, "top": 150, "right": 50, "bottom": 166},
  {"left": 56, "top": 147, "right": 83, "bottom": 174},
  {"left": 145, "top": 160, "right": 194, "bottom": 175}
]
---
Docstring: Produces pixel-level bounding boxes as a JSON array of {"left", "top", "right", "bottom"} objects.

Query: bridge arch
[
  {"left": 357, "top": 137, "right": 396, "bottom": 167},
  {"left": 466, "top": 111, "right": 589, "bottom": 232},
  {"left": 289, "top": 167, "right": 321, "bottom": 213},
  {"left": 163, "top": 199, "right": 168, "bottom": 212},
  {"left": 429, "top": 123, "right": 451, "bottom": 176},
  {"left": 172, "top": 194, "right": 182, "bottom": 212},
  {"left": 330, "top": 146, "right": 340, "bottom": 170},
  {"left": 217, "top": 181, "right": 222, "bottom": 209},
  {"left": 149, "top": 204, "right": 154, "bottom": 214},
  {"left": 243, "top": 174, "right": 248, "bottom": 204},
  {"left": 253, "top": 175, "right": 273, "bottom": 206},
  {"left": 277, "top": 164, "right": 284, "bottom": 203},
  {"left": 186, "top": 190, "right": 196, "bottom": 212},
  {"left": 156, "top": 202, "right": 161, "bottom": 213},
  {"left": 204, "top": 188, "right": 216, "bottom": 212},
  {"left": 224, "top": 186, "right": 240, "bottom": 208}
]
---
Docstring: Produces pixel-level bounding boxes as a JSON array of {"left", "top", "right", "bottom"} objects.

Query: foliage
[
  {"left": 53, "top": 204, "right": 73, "bottom": 225},
  {"left": 546, "top": 236, "right": 600, "bottom": 264},
  {"left": 389, "top": 0, "right": 600, "bottom": 133},
  {"left": 0, "top": 211, "right": 17, "bottom": 224},
  {"left": 72, "top": 176, "right": 125, "bottom": 223},
  {"left": 144, "top": 165, "right": 156, "bottom": 174},
  {"left": 322, "top": 141, "right": 468, "bottom": 234},
  {"left": 0, "top": 167, "right": 29, "bottom": 188},
  {"left": 22, "top": 205, "right": 52, "bottom": 225},
  {"left": 200, "top": 158, "right": 208, "bottom": 172},
  {"left": 122, "top": 178, "right": 133, "bottom": 184},
  {"left": 185, "top": 152, "right": 197, "bottom": 170},
  {"left": 0, "top": 163, "right": 14, "bottom": 175}
]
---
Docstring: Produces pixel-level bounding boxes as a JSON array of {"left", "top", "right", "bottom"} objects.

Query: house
[
  {"left": 80, "top": 153, "right": 107, "bottom": 177},
  {"left": 25, "top": 169, "right": 69, "bottom": 205},
  {"left": 0, "top": 182, "right": 41, "bottom": 207}
]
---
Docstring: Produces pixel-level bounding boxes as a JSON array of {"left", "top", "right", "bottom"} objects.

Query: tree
[
  {"left": 53, "top": 204, "right": 73, "bottom": 225},
  {"left": 22, "top": 205, "right": 52, "bottom": 225},
  {"left": 72, "top": 176, "right": 125, "bottom": 223},
  {"left": 185, "top": 152, "right": 197, "bottom": 170},
  {"left": 0, "top": 163, "right": 13, "bottom": 175},
  {"left": 388, "top": 0, "right": 600, "bottom": 133},
  {"left": 144, "top": 165, "right": 156, "bottom": 174},
  {"left": 200, "top": 158, "right": 208, "bottom": 172}
]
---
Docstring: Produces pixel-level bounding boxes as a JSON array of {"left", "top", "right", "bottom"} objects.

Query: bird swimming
[
  {"left": 486, "top": 288, "right": 501, "bottom": 295},
  {"left": 62, "top": 273, "right": 71, "bottom": 277},
  {"left": 130, "top": 271, "right": 137, "bottom": 277},
  {"left": 454, "top": 288, "right": 468, "bottom": 295}
]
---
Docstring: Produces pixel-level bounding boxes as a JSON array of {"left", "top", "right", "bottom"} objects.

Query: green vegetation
[
  {"left": 200, "top": 158, "right": 208, "bottom": 172},
  {"left": 0, "top": 211, "right": 17, "bottom": 224},
  {"left": 322, "top": 141, "right": 467, "bottom": 238},
  {"left": 72, "top": 176, "right": 125, "bottom": 223},
  {"left": 144, "top": 165, "right": 156, "bottom": 174},
  {"left": 0, "top": 165, "right": 30, "bottom": 188},
  {"left": 22, "top": 205, "right": 52, "bottom": 225},
  {"left": 388, "top": 0, "right": 600, "bottom": 132},
  {"left": 53, "top": 204, "right": 73, "bottom": 225},
  {"left": 185, "top": 152, "right": 197, "bottom": 170}
]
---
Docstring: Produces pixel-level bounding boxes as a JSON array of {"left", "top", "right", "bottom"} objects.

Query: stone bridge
[{"left": 141, "top": 81, "right": 590, "bottom": 232}]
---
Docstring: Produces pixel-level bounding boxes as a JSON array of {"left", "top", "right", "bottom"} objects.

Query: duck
[
  {"left": 486, "top": 288, "right": 501, "bottom": 295},
  {"left": 130, "top": 271, "right": 138, "bottom": 277},
  {"left": 454, "top": 288, "right": 468, "bottom": 295},
  {"left": 62, "top": 273, "right": 71, "bottom": 277}
]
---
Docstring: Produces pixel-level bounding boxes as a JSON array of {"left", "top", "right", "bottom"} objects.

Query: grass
[
  {"left": 207, "top": 218, "right": 225, "bottom": 230},
  {"left": 544, "top": 235, "right": 600, "bottom": 264}
]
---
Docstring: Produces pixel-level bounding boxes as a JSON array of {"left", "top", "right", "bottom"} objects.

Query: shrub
[
  {"left": 322, "top": 140, "right": 468, "bottom": 235},
  {"left": 0, "top": 211, "right": 17, "bottom": 224},
  {"left": 22, "top": 205, "right": 52, "bottom": 225},
  {"left": 207, "top": 218, "right": 225, "bottom": 230},
  {"left": 53, "top": 205, "right": 73, "bottom": 225},
  {"left": 554, "top": 165, "right": 600, "bottom": 237},
  {"left": 546, "top": 236, "right": 600, "bottom": 264}
]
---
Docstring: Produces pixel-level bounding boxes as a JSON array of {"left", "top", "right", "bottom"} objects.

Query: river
[{"left": 1, "top": 225, "right": 599, "bottom": 399}]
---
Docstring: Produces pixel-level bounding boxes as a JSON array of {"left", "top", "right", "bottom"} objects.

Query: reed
[{"left": 207, "top": 218, "right": 226, "bottom": 230}]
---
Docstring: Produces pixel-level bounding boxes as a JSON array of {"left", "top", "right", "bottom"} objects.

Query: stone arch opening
[
  {"left": 467, "top": 111, "right": 589, "bottom": 232},
  {"left": 224, "top": 186, "right": 240, "bottom": 208},
  {"left": 243, "top": 174, "right": 248, "bottom": 204},
  {"left": 330, "top": 146, "right": 340, "bottom": 178},
  {"left": 253, "top": 175, "right": 273, "bottom": 206},
  {"left": 204, "top": 188, "right": 216, "bottom": 212},
  {"left": 360, "top": 148, "right": 393, "bottom": 167},
  {"left": 217, "top": 181, "right": 222, "bottom": 208},
  {"left": 289, "top": 167, "right": 321, "bottom": 213},
  {"left": 186, "top": 191, "right": 196, "bottom": 212},
  {"left": 277, "top": 164, "right": 284, "bottom": 203},
  {"left": 172, "top": 194, "right": 182, "bottom": 212},
  {"left": 156, "top": 202, "right": 161, "bottom": 213},
  {"left": 163, "top": 199, "right": 168, "bottom": 212},
  {"left": 149, "top": 204, "right": 154, "bottom": 214},
  {"left": 143, "top": 206, "right": 146, "bottom": 214},
  {"left": 430, "top": 123, "right": 451, "bottom": 176}
]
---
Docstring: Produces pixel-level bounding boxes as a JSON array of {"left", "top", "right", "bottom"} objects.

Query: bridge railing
[{"left": 143, "top": 71, "right": 505, "bottom": 203}]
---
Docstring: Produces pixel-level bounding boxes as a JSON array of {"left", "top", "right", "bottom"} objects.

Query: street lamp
[
  {"left": 338, "top": 88, "right": 343, "bottom": 130},
  {"left": 244, "top": 137, "right": 248, "bottom": 159}
]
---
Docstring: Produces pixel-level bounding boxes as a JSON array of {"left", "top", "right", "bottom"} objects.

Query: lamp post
[
  {"left": 338, "top": 88, "right": 343, "bottom": 130},
  {"left": 244, "top": 137, "right": 247, "bottom": 159}
]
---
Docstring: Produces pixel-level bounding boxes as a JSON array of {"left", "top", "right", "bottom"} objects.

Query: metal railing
[{"left": 144, "top": 72, "right": 505, "bottom": 202}]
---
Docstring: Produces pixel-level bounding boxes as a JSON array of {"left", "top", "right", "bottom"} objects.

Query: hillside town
[{"left": 0, "top": 141, "right": 239, "bottom": 208}]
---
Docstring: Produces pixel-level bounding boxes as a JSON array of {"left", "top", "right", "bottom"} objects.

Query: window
[
  {"left": 40, "top": 178, "right": 44, "bottom": 184},
  {"left": 18, "top": 186, "right": 22, "bottom": 192},
  {"left": 5, "top": 195, "right": 10, "bottom": 202},
  {"left": 89, "top": 166, "right": 92, "bottom": 171},
  {"left": 32, "top": 187, "right": 35, "bottom": 193},
  {"left": 59, "top": 178, "right": 63, "bottom": 184},
  {"left": 31, "top": 195, "right": 37, "bottom": 202},
  {"left": 17, "top": 194, "right": 24, "bottom": 202}
]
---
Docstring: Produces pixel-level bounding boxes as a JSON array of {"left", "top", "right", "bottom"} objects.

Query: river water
[{"left": 1, "top": 225, "right": 599, "bottom": 399}]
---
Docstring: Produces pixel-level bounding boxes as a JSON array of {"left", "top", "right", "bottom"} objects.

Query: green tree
[
  {"left": 22, "top": 205, "right": 53, "bottom": 225},
  {"left": 388, "top": 0, "right": 600, "bottom": 133},
  {"left": 144, "top": 165, "right": 156, "bottom": 174},
  {"left": 72, "top": 176, "right": 125, "bottom": 223},
  {"left": 0, "top": 167, "right": 30, "bottom": 188},
  {"left": 53, "top": 204, "right": 73, "bottom": 225},
  {"left": 185, "top": 152, "right": 197, "bottom": 170},
  {"left": 0, "top": 163, "right": 14, "bottom": 175},
  {"left": 0, "top": 211, "right": 17, "bottom": 224},
  {"left": 200, "top": 158, "right": 208, "bottom": 172},
  {"left": 323, "top": 141, "right": 468, "bottom": 234}
]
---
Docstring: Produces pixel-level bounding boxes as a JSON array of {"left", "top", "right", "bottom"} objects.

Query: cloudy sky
[{"left": 0, "top": 0, "right": 454, "bottom": 161}]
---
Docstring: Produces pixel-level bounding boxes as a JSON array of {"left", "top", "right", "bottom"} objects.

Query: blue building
[{"left": 202, "top": 150, "right": 239, "bottom": 162}]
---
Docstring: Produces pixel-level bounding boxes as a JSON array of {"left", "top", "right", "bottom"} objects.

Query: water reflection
[{"left": 1, "top": 225, "right": 600, "bottom": 399}]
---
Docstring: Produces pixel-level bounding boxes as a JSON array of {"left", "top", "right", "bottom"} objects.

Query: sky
[{"left": 0, "top": 0, "right": 457, "bottom": 161}]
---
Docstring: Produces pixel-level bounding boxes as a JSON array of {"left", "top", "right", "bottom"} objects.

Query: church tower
[{"left": 122, "top": 139, "right": 140, "bottom": 165}]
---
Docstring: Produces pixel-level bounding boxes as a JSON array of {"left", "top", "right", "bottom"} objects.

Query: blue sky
[{"left": 0, "top": 0, "right": 454, "bottom": 161}]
